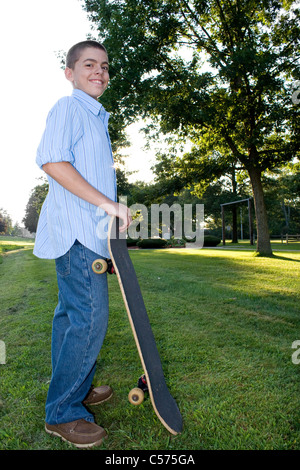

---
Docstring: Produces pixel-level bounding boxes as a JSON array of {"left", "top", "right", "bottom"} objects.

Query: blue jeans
[{"left": 45, "top": 241, "right": 109, "bottom": 424}]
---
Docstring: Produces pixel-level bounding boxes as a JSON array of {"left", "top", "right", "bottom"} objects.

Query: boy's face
[{"left": 65, "top": 47, "right": 109, "bottom": 100}]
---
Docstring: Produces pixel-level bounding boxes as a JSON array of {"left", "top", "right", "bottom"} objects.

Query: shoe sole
[
  {"left": 45, "top": 425, "right": 107, "bottom": 449},
  {"left": 84, "top": 391, "right": 113, "bottom": 406}
]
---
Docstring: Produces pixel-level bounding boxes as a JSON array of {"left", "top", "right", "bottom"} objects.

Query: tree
[
  {"left": 0, "top": 209, "right": 8, "bottom": 234},
  {"left": 263, "top": 162, "right": 300, "bottom": 235},
  {"left": 10, "top": 222, "right": 23, "bottom": 237},
  {"left": 83, "top": 0, "right": 300, "bottom": 255},
  {"left": 154, "top": 141, "right": 250, "bottom": 242},
  {"left": 23, "top": 182, "right": 48, "bottom": 233},
  {"left": 0, "top": 208, "right": 12, "bottom": 235}
]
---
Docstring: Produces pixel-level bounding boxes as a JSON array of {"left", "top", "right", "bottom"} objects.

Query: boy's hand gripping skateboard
[{"left": 92, "top": 216, "right": 183, "bottom": 435}]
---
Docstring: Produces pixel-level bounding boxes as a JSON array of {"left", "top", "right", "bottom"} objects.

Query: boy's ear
[{"left": 65, "top": 67, "right": 74, "bottom": 83}]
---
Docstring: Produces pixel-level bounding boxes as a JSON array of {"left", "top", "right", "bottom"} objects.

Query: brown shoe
[
  {"left": 83, "top": 385, "right": 113, "bottom": 406},
  {"left": 45, "top": 419, "right": 107, "bottom": 448}
]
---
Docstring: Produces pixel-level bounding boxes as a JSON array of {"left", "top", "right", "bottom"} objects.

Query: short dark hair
[{"left": 66, "top": 40, "right": 108, "bottom": 69}]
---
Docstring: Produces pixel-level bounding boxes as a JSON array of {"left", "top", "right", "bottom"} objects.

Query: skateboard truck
[
  {"left": 128, "top": 374, "right": 149, "bottom": 406},
  {"left": 92, "top": 258, "right": 115, "bottom": 275}
]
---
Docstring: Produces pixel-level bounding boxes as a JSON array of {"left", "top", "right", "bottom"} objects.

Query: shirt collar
[
  {"left": 72, "top": 89, "right": 103, "bottom": 116},
  {"left": 72, "top": 89, "right": 110, "bottom": 128}
]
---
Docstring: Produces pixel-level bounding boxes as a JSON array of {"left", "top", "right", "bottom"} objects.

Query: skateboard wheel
[
  {"left": 128, "top": 387, "right": 144, "bottom": 405},
  {"left": 92, "top": 259, "right": 108, "bottom": 274}
]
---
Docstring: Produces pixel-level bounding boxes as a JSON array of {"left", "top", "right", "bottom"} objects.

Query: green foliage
[
  {"left": 126, "top": 237, "right": 138, "bottom": 247},
  {"left": 84, "top": 0, "right": 300, "bottom": 255},
  {"left": 136, "top": 238, "right": 168, "bottom": 248},
  {"left": 0, "top": 209, "right": 12, "bottom": 235},
  {"left": 165, "top": 237, "right": 186, "bottom": 248},
  {"left": 22, "top": 182, "right": 48, "bottom": 233},
  {"left": 203, "top": 235, "right": 221, "bottom": 247}
]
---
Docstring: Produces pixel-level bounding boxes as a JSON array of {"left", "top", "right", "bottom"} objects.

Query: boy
[{"left": 34, "top": 40, "right": 132, "bottom": 448}]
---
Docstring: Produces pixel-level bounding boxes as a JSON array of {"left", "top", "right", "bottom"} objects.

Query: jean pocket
[{"left": 55, "top": 250, "right": 71, "bottom": 277}]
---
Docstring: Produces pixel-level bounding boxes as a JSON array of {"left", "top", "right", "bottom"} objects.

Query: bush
[
  {"left": 136, "top": 238, "right": 168, "bottom": 249},
  {"left": 203, "top": 235, "right": 221, "bottom": 247},
  {"left": 166, "top": 237, "right": 186, "bottom": 248},
  {"left": 126, "top": 237, "right": 138, "bottom": 247}
]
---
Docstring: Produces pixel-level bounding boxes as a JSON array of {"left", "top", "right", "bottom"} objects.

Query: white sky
[{"left": 0, "top": 0, "right": 155, "bottom": 226}]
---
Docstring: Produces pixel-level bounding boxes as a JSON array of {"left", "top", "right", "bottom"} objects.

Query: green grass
[
  {"left": 0, "top": 237, "right": 34, "bottom": 264},
  {"left": 0, "top": 243, "right": 24, "bottom": 260},
  {"left": 213, "top": 238, "right": 300, "bottom": 252},
  {"left": 0, "top": 243, "right": 300, "bottom": 450}
]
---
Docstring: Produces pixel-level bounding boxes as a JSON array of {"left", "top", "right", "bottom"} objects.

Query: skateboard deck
[{"left": 107, "top": 216, "right": 183, "bottom": 435}]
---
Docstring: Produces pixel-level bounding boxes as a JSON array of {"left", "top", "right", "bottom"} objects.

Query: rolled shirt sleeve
[{"left": 36, "top": 97, "right": 83, "bottom": 169}]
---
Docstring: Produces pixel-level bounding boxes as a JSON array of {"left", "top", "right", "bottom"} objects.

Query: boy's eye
[{"left": 84, "top": 62, "right": 109, "bottom": 71}]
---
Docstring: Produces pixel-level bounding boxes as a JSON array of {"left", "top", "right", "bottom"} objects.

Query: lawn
[{"left": 0, "top": 241, "right": 299, "bottom": 450}]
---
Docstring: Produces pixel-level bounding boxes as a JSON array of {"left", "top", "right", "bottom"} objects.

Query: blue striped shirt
[{"left": 33, "top": 89, "right": 117, "bottom": 260}]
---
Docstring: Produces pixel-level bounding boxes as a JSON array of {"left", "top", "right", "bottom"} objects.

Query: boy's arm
[{"left": 43, "top": 162, "right": 132, "bottom": 231}]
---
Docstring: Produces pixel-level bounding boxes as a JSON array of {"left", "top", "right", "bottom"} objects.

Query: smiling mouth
[{"left": 90, "top": 79, "right": 104, "bottom": 85}]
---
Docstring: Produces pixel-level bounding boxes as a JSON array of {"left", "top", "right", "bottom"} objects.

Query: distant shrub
[
  {"left": 126, "top": 237, "right": 138, "bottom": 247},
  {"left": 165, "top": 237, "right": 186, "bottom": 248},
  {"left": 203, "top": 235, "right": 221, "bottom": 247},
  {"left": 136, "top": 238, "right": 168, "bottom": 249}
]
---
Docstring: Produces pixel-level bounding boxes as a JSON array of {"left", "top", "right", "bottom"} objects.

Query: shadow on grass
[{"left": 272, "top": 254, "right": 300, "bottom": 263}]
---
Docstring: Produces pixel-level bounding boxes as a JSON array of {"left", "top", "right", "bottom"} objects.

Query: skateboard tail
[
  {"left": 108, "top": 217, "right": 183, "bottom": 435},
  {"left": 112, "top": 273, "right": 181, "bottom": 434}
]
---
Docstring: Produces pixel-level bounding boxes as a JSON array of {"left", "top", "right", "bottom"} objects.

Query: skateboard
[{"left": 92, "top": 216, "right": 183, "bottom": 435}]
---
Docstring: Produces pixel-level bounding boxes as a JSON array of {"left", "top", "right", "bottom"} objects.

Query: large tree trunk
[{"left": 248, "top": 167, "right": 273, "bottom": 256}]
